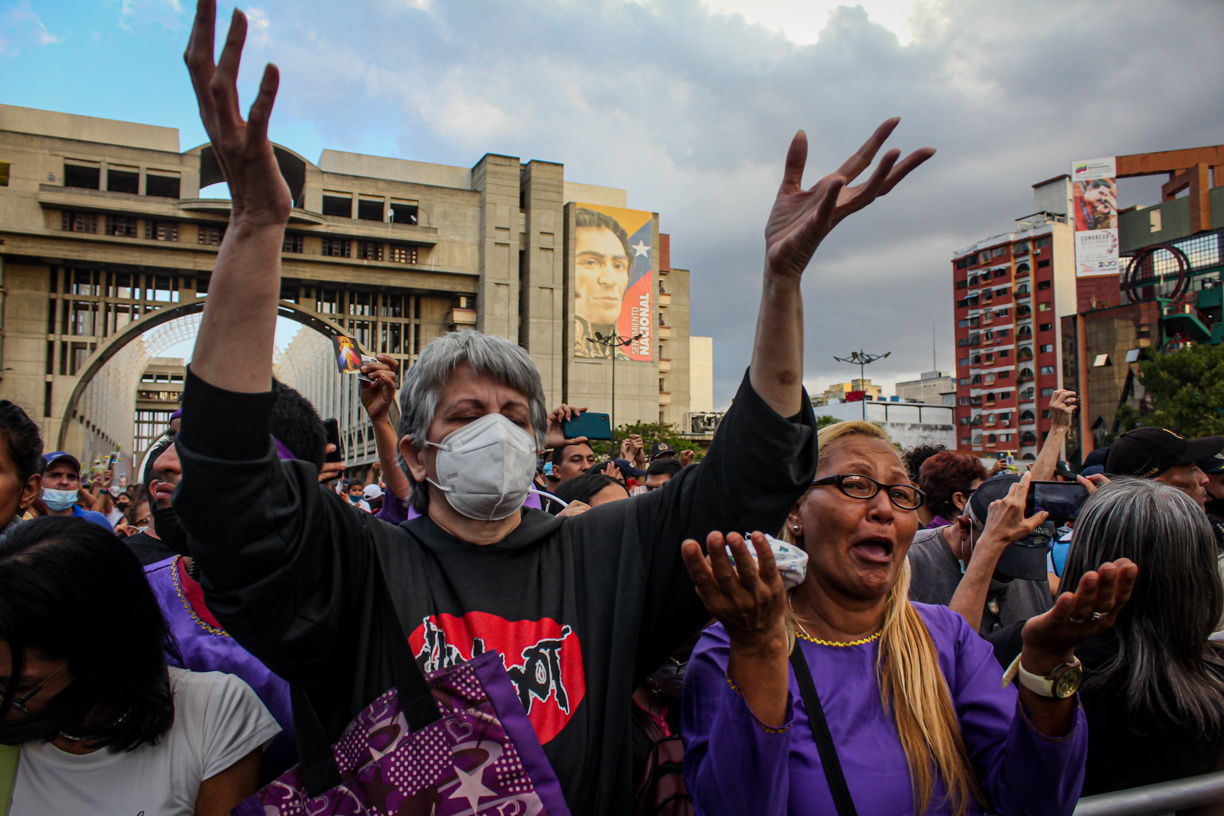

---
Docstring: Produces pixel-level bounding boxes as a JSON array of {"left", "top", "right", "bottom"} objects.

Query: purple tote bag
[{"left": 232, "top": 581, "right": 570, "bottom": 816}]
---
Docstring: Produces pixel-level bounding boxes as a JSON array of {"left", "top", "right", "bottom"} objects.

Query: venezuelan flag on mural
[{"left": 573, "top": 203, "right": 654, "bottom": 362}]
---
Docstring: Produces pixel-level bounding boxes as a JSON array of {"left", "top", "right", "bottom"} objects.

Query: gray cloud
[{"left": 233, "top": 0, "right": 1224, "bottom": 404}]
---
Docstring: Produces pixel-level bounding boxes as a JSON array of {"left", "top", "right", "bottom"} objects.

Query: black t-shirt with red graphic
[{"left": 174, "top": 369, "right": 817, "bottom": 816}]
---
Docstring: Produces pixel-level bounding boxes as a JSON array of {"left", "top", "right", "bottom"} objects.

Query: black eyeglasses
[
  {"left": 812, "top": 474, "right": 925, "bottom": 511},
  {"left": 5, "top": 664, "right": 68, "bottom": 715}
]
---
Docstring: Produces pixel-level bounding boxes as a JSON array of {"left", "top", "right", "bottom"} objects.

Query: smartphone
[
  {"left": 323, "top": 418, "right": 343, "bottom": 463},
  {"left": 107, "top": 451, "right": 121, "bottom": 470},
  {"left": 1026, "top": 480, "right": 1090, "bottom": 523},
  {"left": 563, "top": 411, "right": 612, "bottom": 441}
]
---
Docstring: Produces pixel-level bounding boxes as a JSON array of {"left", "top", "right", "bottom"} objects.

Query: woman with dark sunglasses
[
  {"left": 681, "top": 420, "right": 1139, "bottom": 816},
  {"left": 0, "top": 516, "right": 280, "bottom": 815}
]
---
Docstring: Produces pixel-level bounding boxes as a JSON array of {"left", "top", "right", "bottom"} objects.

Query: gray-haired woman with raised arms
[{"left": 170, "top": 1, "right": 932, "bottom": 813}]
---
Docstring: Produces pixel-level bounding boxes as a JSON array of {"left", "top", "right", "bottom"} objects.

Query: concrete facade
[
  {"left": 0, "top": 104, "right": 695, "bottom": 463},
  {"left": 817, "top": 399, "right": 956, "bottom": 452},
  {"left": 894, "top": 371, "right": 955, "bottom": 406}
]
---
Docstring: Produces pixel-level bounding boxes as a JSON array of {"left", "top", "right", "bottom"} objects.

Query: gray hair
[
  {"left": 1062, "top": 478, "right": 1224, "bottom": 735},
  {"left": 397, "top": 330, "right": 547, "bottom": 513}
]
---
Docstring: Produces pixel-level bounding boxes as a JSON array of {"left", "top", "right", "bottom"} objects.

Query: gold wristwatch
[{"left": 1002, "top": 654, "right": 1083, "bottom": 699}]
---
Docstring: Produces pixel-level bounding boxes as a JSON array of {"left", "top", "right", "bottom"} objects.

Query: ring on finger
[
  {"left": 1091, "top": 611, "right": 1104, "bottom": 623},
  {"left": 1068, "top": 616, "right": 1085, "bottom": 624}
]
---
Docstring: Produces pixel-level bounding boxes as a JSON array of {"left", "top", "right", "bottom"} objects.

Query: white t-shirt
[
  {"left": 106, "top": 508, "right": 125, "bottom": 526},
  {"left": 12, "top": 668, "right": 280, "bottom": 816}
]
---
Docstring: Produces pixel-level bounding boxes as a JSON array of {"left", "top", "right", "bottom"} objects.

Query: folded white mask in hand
[{"left": 727, "top": 533, "right": 809, "bottom": 590}]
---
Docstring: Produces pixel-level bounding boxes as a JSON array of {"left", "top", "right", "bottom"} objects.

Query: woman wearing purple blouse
[{"left": 680, "top": 419, "right": 1139, "bottom": 816}]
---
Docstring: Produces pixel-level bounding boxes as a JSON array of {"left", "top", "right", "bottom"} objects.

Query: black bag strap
[
  {"left": 292, "top": 540, "right": 442, "bottom": 797},
  {"left": 790, "top": 647, "right": 858, "bottom": 816}
]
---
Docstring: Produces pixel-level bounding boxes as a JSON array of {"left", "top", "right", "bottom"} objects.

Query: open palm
[{"left": 765, "top": 118, "right": 935, "bottom": 280}]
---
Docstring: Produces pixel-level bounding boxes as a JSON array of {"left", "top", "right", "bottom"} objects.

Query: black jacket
[{"left": 174, "top": 369, "right": 817, "bottom": 816}]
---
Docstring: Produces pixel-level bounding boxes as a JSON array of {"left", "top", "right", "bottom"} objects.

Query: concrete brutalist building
[{"left": 0, "top": 104, "right": 702, "bottom": 468}]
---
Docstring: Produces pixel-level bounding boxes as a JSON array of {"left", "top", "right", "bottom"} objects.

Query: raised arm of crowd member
[
  {"left": 1029, "top": 390, "right": 1077, "bottom": 482},
  {"left": 681, "top": 422, "right": 1132, "bottom": 816},
  {"left": 357, "top": 353, "right": 412, "bottom": 502},
  {"left": 947, "top": 472, "right": 1048, "bottom": 632}
]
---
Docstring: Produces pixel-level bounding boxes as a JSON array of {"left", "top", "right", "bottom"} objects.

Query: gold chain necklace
[{"left": 787, "top": 595, "right": 883, "bottom": 647}]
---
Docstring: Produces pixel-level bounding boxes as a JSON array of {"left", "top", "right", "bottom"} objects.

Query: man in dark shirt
[
  {"left": 908, "top": 472, "right": 1053, "bottom": 634},
  {"left": 175, "top": 4, "right": 930, "bottom": 812}
]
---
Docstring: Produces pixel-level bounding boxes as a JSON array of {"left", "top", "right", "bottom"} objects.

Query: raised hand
[
  {"left": 359, "top": 354, "right": 400, "bottom": 422},
  {"left": 764, "top": 119, "right": 935, "bottom": 280},
  {"left": 681, "top": 531, "right": 786, "bottom": 648},
  {"left": 976, "top": 471, "right": 1048, "bottom": 555},
  {"left": 1048, "top": 390, "right": 1078, "bottom": 429},
  {"left": 184, "top": 0, "right": 290, "bottom": 228},
  {"left": 316, "top": 445, "right": 345, "bottom": 484},
  {"left": 1021, "top": 558, "right": 1138, "bottom": 671},
  {"left": 545, "top": 404, "right": 588, "bottom": 452}
]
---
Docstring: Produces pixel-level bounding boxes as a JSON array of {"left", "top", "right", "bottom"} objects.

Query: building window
[
  {"left": 357, "top": 199, "right": 384, "bottom": 222},
  {"left": 283, "top": 233, "right": 304, "bottom": 253},
  {"left": 390, "top": 204, "right": 419, "bottom": 225},
  {"left": 145, "top": 175, "right": 180, "bottom": 198},
  {"left": 956, "top": 280, "right": 967, "bottom": 290},
  {"left": 999, "top": 370, "right": 1011, "bottom": 379},
  {"left": 993, "top": 267, "right": 1007, "bottom": 278},
  {"left": 105, "top": 216, "right": 138, "bottom": 237},
  {"left": 956, "top": 257, "right": 970, "bottom": 270},
  {"left": 356, "top": 241, "right": 383, "bottom": 261},
  {"left": 1014, "top": 241, "right": 1030, "bottom": 255},
  {"left": 992, "top": 247, "right": 1005, "bottom": 258},
  {"left": 388, "top": 244, "right": 417, "bottom": 264},
  {"left": 1041, "top": 387, "right": 1054, "bottom": 397},
  {"left": 1037, "top": 280, "right": 1051, "bottom": 290},
  {"left": 106, "top": 168, "right": 139, "bottom": 194},
  {"left": 198, "top": 225, "right": 223, "bottom": 245},
  {"left": 322, "top": 194, "right": 352, "bottom": 218},
  {"left": 995, "top": 308, "right": 1009, "bottom": 318},
  {"left": 999, "top": 349, "right": 1010, "bottom": 358},
  {"left": 63, "top": 163, "right": 100, "bottom": 189},
  {"left": 997, "top": 329, "right": 1010, "bottom": 339},
  {"left": 1037, "top": 259, "right": 1051, "bottom": 269},
  {"left": 1039, "top": 322, "right": 1053, "bottom": 332},
  {"left": 144, "top": 220, "right": 178, "bottom": 241},
  {"left": 1042, "top": 410, "right": 1051, "bottom": 419},
  {"left": 61, "top": 211, "right": 98, "bottom": 234},
  {"left": 1038, "top": 302, "right": 1051, "bottom": 312},
  {"left": 321, "top": 237, "right": 351, "bottom": 257},
  {"left": 1039, "top": 365, "right": 1055, "bottom": 375},
  {"left": 1035, "top": 237, "right": 1051, "bottom": 249},
  {"left": 1040, "top": 344, "right": 1053, "bottom": 353}
]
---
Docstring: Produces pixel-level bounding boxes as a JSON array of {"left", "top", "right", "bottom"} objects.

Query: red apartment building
[{"left": 952, "top": 178, "right": 1078, "bottom": 460}]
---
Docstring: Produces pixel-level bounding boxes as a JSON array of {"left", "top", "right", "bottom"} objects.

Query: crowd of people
[{"left": 2, "top": 2, "right": 1224, "bottom": 814}]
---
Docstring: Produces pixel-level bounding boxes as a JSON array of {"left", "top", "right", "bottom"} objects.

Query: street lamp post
[
  {"left": 587, "top": 332, "right": 643, "bottom": 434},
  {"left": 833, "top": 349, "right": 891, "bottom": 420}
]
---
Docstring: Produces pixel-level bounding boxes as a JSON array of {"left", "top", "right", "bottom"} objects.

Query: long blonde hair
[{"left": 783, "top": 421, "right": 985, "bottom": 815}]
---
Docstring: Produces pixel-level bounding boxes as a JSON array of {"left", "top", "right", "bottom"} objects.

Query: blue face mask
[{"left": 42, "top": 488, "right": 78, "bottom": 512}]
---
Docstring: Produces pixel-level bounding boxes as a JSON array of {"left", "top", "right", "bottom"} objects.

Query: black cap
[
  {"left": 1104, "top": 428, "right": 1223, "bottom": 478},
  {"left": 994, "top": 521, "right": 1057, "bottom": 581},
  {"left": 1198, "top": 453, "right": 1224, "bottom": 475},
  {"left": 1083, "top": 447, "right": 1109, "bottom": 469},
  {"left": 968, "top": 474, "right": 1021, "bottom": 523},
  {"left": 650, "top": 442, "right": 676, "bottom": 460},
  {"left": 613, "top": 458, "right": 647, "bottom": 479}
]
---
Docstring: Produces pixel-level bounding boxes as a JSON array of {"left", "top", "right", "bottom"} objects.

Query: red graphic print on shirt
[{"left": 407, "top": 611, "right": 585, "bottom": 744}]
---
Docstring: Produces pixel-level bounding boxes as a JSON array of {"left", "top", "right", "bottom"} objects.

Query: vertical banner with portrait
[
  {"left": 571, "top": 203, "right": 654, "bottom": 361},
  {"left": 1071, "top": 157, "right": 1119, "bottom": 277}
]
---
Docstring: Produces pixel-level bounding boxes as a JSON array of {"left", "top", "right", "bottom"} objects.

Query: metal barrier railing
[{"left": 1073, "top": 771, "right": 1224, "bottom": 816}]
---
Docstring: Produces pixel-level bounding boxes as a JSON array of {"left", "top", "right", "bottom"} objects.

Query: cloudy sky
[{"left": 5, "top": 0, "right": 1223, "bottom": 407}]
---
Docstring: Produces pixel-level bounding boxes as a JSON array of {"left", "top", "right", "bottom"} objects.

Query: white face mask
[
  {"left": 42, "top": 488, "right": 78, "bottom": 512},
  {"left": 425, "top": 412, "right": 538, "bottom": 522}
]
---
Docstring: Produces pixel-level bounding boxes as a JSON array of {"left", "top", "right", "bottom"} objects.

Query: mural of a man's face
[{"left": 575, "top": 226, "right": 630, "bottom": 325}]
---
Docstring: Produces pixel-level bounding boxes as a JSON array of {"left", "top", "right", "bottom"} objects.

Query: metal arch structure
[{"left": 56, "top": 298, "right": 360, "bottom": 451}]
